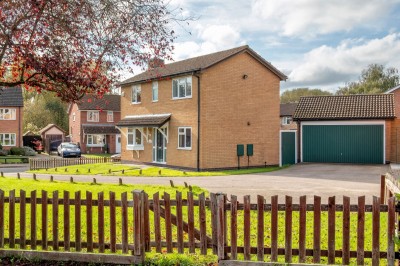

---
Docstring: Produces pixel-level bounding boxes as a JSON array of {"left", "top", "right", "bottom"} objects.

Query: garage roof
[{"left": 293, "top": 94, "right": 395, "bottom": 120}]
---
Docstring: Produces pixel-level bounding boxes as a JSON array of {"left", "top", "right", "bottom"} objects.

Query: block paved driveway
[{"left": 6, "top": 163, "right": 389, "bottom": 204}]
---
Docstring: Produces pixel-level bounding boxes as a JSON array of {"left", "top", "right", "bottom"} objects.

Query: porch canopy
[
  {"left": 82, "top": 124, "right": 120, "bottom": 134},
  {"left": 116, "top": 113, "right": 171, "bottom": 128}
]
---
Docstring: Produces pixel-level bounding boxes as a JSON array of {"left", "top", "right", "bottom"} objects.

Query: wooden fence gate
[{"left": 0, "top": 189, "right": 397, "bottom": 265}]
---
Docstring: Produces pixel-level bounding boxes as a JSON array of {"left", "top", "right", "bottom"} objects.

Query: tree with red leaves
[{"left": 0, "top": 0, "right": 176, "bottom": 101}]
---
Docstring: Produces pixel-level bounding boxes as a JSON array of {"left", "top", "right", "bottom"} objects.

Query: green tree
[
  {"left": 280, "top": 88, "right": 333, "bottom": 103},
  {"left": 336, "top": 64, "right": 399, "bottom": 95},
  {"left": 23, "top": 91, "right": 68, "bottom": 134}
]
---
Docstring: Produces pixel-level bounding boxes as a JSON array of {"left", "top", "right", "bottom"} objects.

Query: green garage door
[{"left": 302, "top": 124, "right": 384, "bottom": 164}]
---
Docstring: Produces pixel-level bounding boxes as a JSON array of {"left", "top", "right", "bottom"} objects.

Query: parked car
[{"left": 57, "top": 142, "right": 81, "bottom": 158}]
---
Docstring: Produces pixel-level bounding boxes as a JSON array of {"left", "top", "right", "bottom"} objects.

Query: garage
[
  {"left": 293, "top": 94, "right": 395, "bottom": 165},
  {"left": 302, "top": 122, "right": 384, "bottom": 164}
]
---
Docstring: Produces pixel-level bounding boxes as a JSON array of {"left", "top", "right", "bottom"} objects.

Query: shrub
[
  {"left": 23, "top": 146, "right": 36, "bottom": 156},
  {"left": 10, "top": 147, "right": 25, "bottom": 156},
  {"left": 0, "top": 149, "right": 8, "bottom": 156}
]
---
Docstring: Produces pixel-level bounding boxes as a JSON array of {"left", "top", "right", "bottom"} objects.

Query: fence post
[
  {"left": 216, "top": 193, "right": 225, "bottom": 261},
  {"left": 133, "top": 190, "right": 145, "bottom": 264},
  {"left": 380, "top": 174, "right": 386, "bottom": 204}
]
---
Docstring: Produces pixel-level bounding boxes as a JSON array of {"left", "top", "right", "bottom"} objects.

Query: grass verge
[{"left": 29, "top": 163, "right": 285, "bottom": 177}]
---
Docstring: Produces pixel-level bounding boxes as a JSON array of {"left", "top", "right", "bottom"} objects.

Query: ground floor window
[
  {"left": 0, "top": 133, "right": 16, "bottom": 146},
  {"left": 87, "top": 134, "right": 105, "bottom": 146},
  {"left": 127, "top": 128, "right": 143, "bottom": 150},
  {"left": 178, "top": 127, "right": 191, "bottom": 149}
]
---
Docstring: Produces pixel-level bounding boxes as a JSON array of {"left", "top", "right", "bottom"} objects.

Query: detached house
[
  {"left": 68, "top": 94, "right": 121, "bottom": 154},
  {"left": 0, "top": 86, "right": 23, "bottom": 149},
  {"left": 118, "top": 45, "right": 287, "bottom": 170}
]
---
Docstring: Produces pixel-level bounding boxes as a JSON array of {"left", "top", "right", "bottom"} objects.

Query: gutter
[{"left": 194, "top": 71, "right": 201, "bottom": 171}]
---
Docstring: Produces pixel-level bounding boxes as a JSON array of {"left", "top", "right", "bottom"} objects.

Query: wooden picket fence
[
  {"left": 29, "top": 157, "right": 121, "bottom": 170},
  {"left": 0, "top": 189, "right": 397, "bottom": 265}
]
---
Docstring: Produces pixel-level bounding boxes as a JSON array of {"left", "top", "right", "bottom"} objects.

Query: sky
[{"left": 156, "top": 0, "right": 400, "bottom": 93}]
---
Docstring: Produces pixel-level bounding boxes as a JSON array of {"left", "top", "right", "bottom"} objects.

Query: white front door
[{"left": 115, "top": 134, "right": 121, "bottom": 153}]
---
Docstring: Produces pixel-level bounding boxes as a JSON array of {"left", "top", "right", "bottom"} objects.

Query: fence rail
[
  {"left": 29, "top": 157, "right": 120, "bottom": 170},
  {"left": 0, "top": 189, "right": 397, "bottom": 265}
]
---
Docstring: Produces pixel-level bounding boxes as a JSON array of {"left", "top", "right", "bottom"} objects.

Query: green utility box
[
  {"left": 237, "top": 144, "right": 244, "bottom": 156},
  {"left": 247, "top": 144, "right": 253, "bottom": 156}
]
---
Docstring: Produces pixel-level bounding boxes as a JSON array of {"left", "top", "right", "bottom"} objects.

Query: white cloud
[
  {"left": 171, "top": 24, "right": 242, "bottom": 61},
  {"left": 251, "top": 0, "right": 399, "bottom": 37},
  {"left": 286, "top": 33, "right": 400, "bottom": 88}
]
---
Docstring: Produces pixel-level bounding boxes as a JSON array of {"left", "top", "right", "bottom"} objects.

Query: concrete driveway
[{"left": 3, "top": 163, "right": 388, "bottom": 204}]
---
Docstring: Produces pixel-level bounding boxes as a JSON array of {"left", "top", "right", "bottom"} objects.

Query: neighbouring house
[
  {"left": 280, "top": 103, "right": 297, "bottom": 130},
  {"left": 68, "top": 94, "right": 121, "bottom": 154},
  {"left": 292, "top": 94, "right": 395, "bottom": 164},
  {"left": 39, "top": 124, "right": 66, "bottom": 153},
  {"left": 0, "top": 86, "right": 23, "bottom": 149},
  {"left": 118, "top": 45, "right": 287, "bottom": 170}
]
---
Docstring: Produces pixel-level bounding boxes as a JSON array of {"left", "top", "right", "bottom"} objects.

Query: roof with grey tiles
[
  {"left": 120, "top": 45, "right": 287, "bottom": 85},
  {"left": 82, "top": 124, "right": 120, "bottom": 134},
  {"left": 293, "top": 94, "right": 395, "bottom": 120},
  {"left": 76, "top": 94, "right": 120, "bottom": 111},
  {"left": 0, "top": 86, "right": 23, "bottom": 107},
  {"left": 280, "top": 103, "right": 298, "bottom": 117}
]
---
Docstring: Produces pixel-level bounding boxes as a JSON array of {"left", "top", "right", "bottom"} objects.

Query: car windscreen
[{"left": 64, "top": 144, "right": 78, "bottom": 149}]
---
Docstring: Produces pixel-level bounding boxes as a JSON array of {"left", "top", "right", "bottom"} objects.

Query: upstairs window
[
  {"left": 87, "top": 111, "right": 99, "bottom": 122},
  {"left": 152, "top": 81, "right": 158, "bottom": 102},
  {"left": 281, "top": 116, "right": 292, "bottom": 125},
  {"left": 132, "top": 85, "right": 141, "bottom": 104},
  {"left": 0, "top": 108, "right": 16, "bottom": 120},
  {"left": 107, "top": 111, "right": 114, "bottom": 122},
  {"left": 172, "top": 77, "right": 192, "bottom": 99},
  {"left": 72, "top": 112, "right": 76, "bottom": 122}
]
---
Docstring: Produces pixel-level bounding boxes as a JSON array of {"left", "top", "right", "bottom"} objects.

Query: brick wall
[
  {"left": 200, "top": 52, "right": 281, "bottom": 169},
  {"left": 389, "top": 90, "right": 400, "bottom": 162},
  {"left": 0, "top": 106, "right": 23, "bottom": 148},
  {"left": 120, "top": 77, "right": 199, "bottom": 168}
]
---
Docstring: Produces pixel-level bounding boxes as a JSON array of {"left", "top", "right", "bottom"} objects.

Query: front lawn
[
  {"left": 29, "top": 163, "right": 284, "bottom": 177},
  {"left": 0, "top": 156, "right": 29, "bottom": 164},
  {"left": 82, "top": 153, "right": 113, "bottom": 158}
]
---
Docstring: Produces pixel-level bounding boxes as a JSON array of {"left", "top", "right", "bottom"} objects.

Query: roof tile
[
  {"left": 293, "top": 94, "right": 395, "bottom": 120},
  {"left": 0, "top": 86, "right": 23, "bottom": 107}
]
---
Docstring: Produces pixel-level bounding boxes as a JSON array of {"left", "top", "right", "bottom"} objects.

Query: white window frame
[
  {"left": 107, "top": 111, "right": 114, "bottom": 122},
  {"left": 0, "top": 133, "right": 16, "bottom": 146},
  {"left": 152, "top": 81, "right": 158, "bottom": 102},
  {"left": 86, "top": 134, "right": 105, "bottom": 147},
  {"left": 87, "top": 111, "right": 99, "bottom": 122},
  {"left": 132, "top": 85, "right": 141, "bottom": 104},
  {"left": 72, "top": 112, "right": 76, "bottom": 122},
  {"left": 177, "top": 127, "right": 192, "bottom": 150},
  {"left": 127, "top": 128, "right": 144, "bottom": 150},
  {"left": 172, "top": 76, "right": 192, "bottom": 99},
  {"left": 281, "top": 116, "right": 292, "bottom": 125},
  {"left": 0, "top": 108, "right": 16, "bottom": 120}
]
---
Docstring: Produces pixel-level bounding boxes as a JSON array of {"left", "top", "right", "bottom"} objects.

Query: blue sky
[{"left": 163, "top": 0, "right": 400, "bottom": 93}]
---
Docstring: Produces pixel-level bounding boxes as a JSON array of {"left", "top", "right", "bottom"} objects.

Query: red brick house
[
  {"left": 0, "top": 86, "right": 24, "bottom": 149},
  {"left": 68, "top": 94, "right": 121, "bottom": 154},
  {"left": 280, "top": 103, "right": 297, "bottom": 130},
  {"left": 118, "top": 45, "right": 287, "bottom": 170}
]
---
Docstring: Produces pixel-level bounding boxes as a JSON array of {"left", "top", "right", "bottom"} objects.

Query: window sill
[
  {"left": 152, "top": 100, "right": 158, "bottom": 103},
  {"left": 131, "top": 102, "right": 141, "bottom": 105},
  {"left": 127, "top": 145, "right": 144, "bottom": 151},
  {"left": 172, "top": 97, "right": 192, "bottom": 100},
  {"left": 177, "top": 147, "right": 192, "bottom": 151}
]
